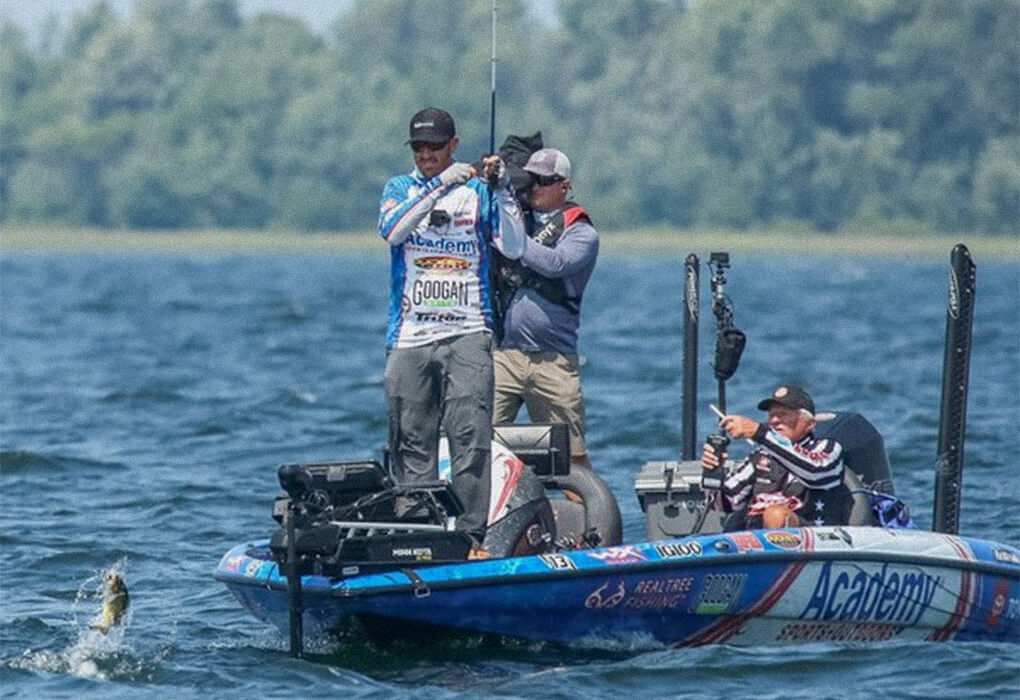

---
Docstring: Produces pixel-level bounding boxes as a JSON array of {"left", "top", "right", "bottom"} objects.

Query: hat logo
[
  {"left": 414, "top": 121, "right": 436, "bottom": 129},
  {"left": 774, "top": 387, "right": 788, "bottom": 398}
]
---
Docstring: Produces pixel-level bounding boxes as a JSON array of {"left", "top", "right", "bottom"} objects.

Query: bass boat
[{"left": 214, "top": 246, "right": 1019, "bottom": 653}]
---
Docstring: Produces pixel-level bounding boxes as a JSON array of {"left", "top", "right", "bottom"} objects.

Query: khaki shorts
[{"left": 493, "top": 348, "right": 587, "bottom": 457}]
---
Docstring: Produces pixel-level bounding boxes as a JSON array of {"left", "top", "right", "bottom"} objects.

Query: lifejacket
[{"left": 493, "top": 202, "right": 592, "bottom": 321}]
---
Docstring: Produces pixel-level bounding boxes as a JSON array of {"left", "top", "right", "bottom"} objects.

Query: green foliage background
[{"left": 2, "top": 0, "right": 1017, "bottom": 234}]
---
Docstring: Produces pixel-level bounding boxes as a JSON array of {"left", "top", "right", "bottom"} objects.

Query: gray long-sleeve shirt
[{"left": 499, "top": 210, "right": 598, "bottom": 355}]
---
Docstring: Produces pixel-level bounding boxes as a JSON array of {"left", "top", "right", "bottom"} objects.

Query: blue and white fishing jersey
[{"left": 379, "top": 167, "right": 524, "bottom": 350}]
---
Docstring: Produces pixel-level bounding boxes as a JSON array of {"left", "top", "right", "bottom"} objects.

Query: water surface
[{"left": 2, "top": 249, "right": 1018, "bottom": 698}]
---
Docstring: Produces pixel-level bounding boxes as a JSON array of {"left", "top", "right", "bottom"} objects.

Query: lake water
[{"left": 2, "top": 246, "right": 1018, "bottom": 698}]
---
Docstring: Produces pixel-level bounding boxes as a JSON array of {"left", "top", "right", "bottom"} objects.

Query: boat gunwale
[{"left": 212, "top": 531, "right": 1020, "bottom": 597}]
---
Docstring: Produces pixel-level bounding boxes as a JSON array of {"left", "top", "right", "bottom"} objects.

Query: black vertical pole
[
  {"left": 932, "top": 244, "right": 976, "bottom": 534},
  {"left": 682, "top": 254, "right": 699, "bottom": 460},
  {"left": 286, "top": 503, "right": 304, "bottom": 658}
]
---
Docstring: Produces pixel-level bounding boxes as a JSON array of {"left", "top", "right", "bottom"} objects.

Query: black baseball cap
[
  {"left": 757, "top": 385, "right": 815, "bottom": 415},
  {"left": 407, "top": 108, "right": 456, "bottom": 145}
]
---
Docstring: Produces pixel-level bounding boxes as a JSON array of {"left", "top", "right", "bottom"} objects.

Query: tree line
[{"left": 1, "top": 0, "right": 1017, "bottom": 234}]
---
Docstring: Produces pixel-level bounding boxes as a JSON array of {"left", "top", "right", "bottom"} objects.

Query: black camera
[{"left": 429, "top": 209, "right": 451, "bottom": 227}]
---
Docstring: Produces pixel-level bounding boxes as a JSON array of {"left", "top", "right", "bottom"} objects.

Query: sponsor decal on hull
[
  {"left": 800, "top": 562, "right": 941, "bottom": 625},
  {"left": 587, "top": 545, "right": 648, "bottom": 565},
  {"left": 985, "top": 579, "right": 1019, "bottom": 629},
  {"left": 539, "top": 553, "right": 577, "bottom": 571},
  {"left": 624, "top": 577, "right": 695, "bottom": 611},
  {"left": 221, "top": 553, "right": 245, "bottom": 573},
  {"left": 776, "top": 621, "right": 901, "bottom": 642},
  {"left": 654, "top": 542, "right": 703, "bottom": 559},
  {"left": 764, "top": 531, "right": 803, "bottom": 550},
  {"left": 730, "top": 532, "right": 763, "bottom": 553},
  {"left": 585, "top": 580, "right": 627, "bottom": 609},
  {"left": 691, "top": 574, "right": 747, "bottom": 615},
  {"left": 994, "top": 549, "right": 1020, "bottom": 565}
]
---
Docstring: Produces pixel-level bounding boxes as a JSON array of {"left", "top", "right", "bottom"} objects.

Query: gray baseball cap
[{"left": 523, "top": 148, "right": 571, "bottom": 179}]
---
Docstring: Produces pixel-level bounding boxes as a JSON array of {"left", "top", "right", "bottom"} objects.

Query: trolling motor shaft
[
  {"left": 691, "top": 253, "right": 747, "bottom": 532},
  {"left": 708, "top": 252, "right": 746, "bottom": 413}
]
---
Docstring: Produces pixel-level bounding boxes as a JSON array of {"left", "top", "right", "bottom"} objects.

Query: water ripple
[{"left": 2, "top": 252, "right": 1017, "bottom": 697}]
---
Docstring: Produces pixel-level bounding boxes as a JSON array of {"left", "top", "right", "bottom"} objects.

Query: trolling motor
[{"left": 696, "top": 253, "right": 747, "bottom": 514}]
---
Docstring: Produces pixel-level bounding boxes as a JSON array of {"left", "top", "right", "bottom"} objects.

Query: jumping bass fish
[{"left": 92, "top": 571, "right": 129, "bottom": 634}]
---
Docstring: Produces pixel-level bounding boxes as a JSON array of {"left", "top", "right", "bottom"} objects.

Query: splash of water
[{"left": 4, "top": 560, "right": 138, "bottom": 681}]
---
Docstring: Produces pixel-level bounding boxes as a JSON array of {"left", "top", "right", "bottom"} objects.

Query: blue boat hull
[{"left": 215, "top": 527, "right": 1020, "bottom": 646}]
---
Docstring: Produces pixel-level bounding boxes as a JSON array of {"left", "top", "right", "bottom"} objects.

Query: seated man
[{"left": 700, "top": 384, "right": 852, "bottom": 529}]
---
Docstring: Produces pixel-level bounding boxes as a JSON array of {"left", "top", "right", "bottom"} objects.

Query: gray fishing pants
[{"left": 384, "top": 331, "right": 493, "bottom": 545}]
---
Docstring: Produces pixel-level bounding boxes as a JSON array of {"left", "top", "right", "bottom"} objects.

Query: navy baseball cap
[{"left": 757, "top": 385, "right": 815, "bottom": 415}]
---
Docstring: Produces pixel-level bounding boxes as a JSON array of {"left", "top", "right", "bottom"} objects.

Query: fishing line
[{"left": 488, "top": 0, "right": 497, "bottom": 155}]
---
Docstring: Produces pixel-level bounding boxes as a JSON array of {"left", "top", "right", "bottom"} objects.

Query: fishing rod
[{"left": 488, "top": 0, "right": 497, "bottom": 155}]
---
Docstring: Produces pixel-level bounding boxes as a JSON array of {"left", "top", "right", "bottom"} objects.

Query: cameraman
[{"left": 492, "top": 148, "right": 599, "bottom": 470}]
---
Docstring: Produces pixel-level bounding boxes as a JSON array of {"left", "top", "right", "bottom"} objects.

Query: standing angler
[{"left": 378, "top": 108, "right": 524, "bottom": 559}]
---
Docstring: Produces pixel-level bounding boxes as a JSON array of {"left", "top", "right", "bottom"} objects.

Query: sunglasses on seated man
[{"left": 532, "top": 174, "right": 564, "bottom": 187}]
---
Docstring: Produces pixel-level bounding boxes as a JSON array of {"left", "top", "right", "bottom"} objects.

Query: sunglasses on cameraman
[{"left": 532, "top": 174, "right": 564, "bottom": 187}]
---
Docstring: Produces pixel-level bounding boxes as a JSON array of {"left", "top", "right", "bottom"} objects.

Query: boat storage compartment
[
  {"left": 494, "top": 423, "right": 570, "bottom": 477},
  {"left": 634, "top": 460, "right": 724, "bottom": 539}
]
